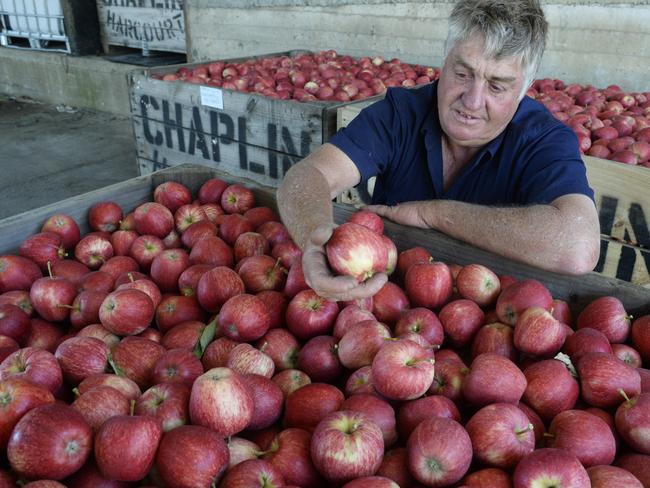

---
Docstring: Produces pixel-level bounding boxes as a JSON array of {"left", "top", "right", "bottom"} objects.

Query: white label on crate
[{"left": 200, "top": 87, "right": 224, "bottom": 110}]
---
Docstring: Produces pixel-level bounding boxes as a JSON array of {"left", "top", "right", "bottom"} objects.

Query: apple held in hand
[
  {"left": 310, "top": 410, "right": 384, "bottom": 483},
  {"left": 325, "top": 222, "right": 388, "bottom": 282}
]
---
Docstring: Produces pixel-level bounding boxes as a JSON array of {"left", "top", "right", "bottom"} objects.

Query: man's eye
[
  {"left": 455, "top": 72, "right": 467, "bottom": 79},
  {"left": 490, "top": 83, "right": 504, "bottom": 93}
]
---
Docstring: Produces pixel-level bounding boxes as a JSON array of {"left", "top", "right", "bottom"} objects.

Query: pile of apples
[
  {"left": 2, "top": 177, "right": 650, "bottom": 487},
  {"left": 152, "top": 49, "right": 441, "bottom": 103},
  {"left": 528, "top": 78, "right": 650, "bottom": 168}
]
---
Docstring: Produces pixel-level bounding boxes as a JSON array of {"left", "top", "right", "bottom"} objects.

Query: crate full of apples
[
  {"left": 1, "top": 168, "right": 650, "bottom": 486},
  {"left": 151, "top": 49, "right": 441, "bottom": 103},
  {"left": 529, "top": 79, "right": 650, "bottom": 168}
]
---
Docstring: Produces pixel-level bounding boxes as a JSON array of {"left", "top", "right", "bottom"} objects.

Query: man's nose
[{"left": 461, "top": 80, "right": 485, "bottom": 111}]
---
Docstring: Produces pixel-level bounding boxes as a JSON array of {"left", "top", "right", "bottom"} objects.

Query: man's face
[{"left": 437, "top": 34, "right": 528, "bottom": 149}]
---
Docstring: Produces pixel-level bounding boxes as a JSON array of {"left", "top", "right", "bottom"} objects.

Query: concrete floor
[{"left": 0, "top": 96, "right": 138, "bottom": 220}]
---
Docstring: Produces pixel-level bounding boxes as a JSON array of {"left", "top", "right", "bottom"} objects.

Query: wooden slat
[{"left": 96, "top": 1, "right": 186, "bottom": 53}]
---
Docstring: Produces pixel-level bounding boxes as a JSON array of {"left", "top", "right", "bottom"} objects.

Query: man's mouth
[{"left": 454, "top": 109, "right": 481, "bottom": 121}]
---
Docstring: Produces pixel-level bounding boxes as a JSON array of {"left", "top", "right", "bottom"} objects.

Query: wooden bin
[
  {"left": 336, "top": 102, "right": 650, "bottom": 289},
  {"left": 128, "top": 51, "right": 379, "bottom": 188},
  {"left": 96, "top": 0, "right": 185, "bottom": 54},
  {"left": 0, "top": 163, "right": 648, "bottom": 317}
]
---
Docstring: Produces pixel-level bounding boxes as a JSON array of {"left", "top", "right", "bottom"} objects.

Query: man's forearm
[
  {"left": 276, "top": 163, "right": 334, "bottom": 250},
  {"left": 369, "top": 197, "right": 600, "bottom": 275}
]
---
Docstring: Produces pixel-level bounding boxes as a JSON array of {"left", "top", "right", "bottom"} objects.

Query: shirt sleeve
[
  {"left": 328, "top": 89, "right": 403, "bottom": 184},
  {"left": 516, "top": 123, "right": 595, "bottom": 205}
]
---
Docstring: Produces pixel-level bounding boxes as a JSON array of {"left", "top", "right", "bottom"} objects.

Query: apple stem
[
  {"left": 130, "top": 399, "right": 136, "bottom": 416},
  {"left": 72, "top": 387, "right": 81, "bottom": 397},
  {"left": 57, "top": 304, "right": 76, "bottom": 309},
  {"left": 516, "top": 423, "right": 535, "bottom": 435},
  {"left": 543, "top": 432, "right": 555, "bottom": 439},
  {"left": 620, "top": 389, "right": 631, "bottom": 403},
  {"left": 47, "top": 260, "right": 54, "bottom": 278},
  {"left": 128, "top": 272, "right": 135, "bottom": 282}
]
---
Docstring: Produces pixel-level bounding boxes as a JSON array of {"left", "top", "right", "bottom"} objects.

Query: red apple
[
  {"left": 394, "top": 307, "right": 444, "bottom": 347},
  {"left": 180, "top": 220, "right": 217, "bottom": 248},
  {"left": 429, "top": 357, "right": 469, "bottom": 403},
  {"left": 151, "top": 347, "right": 204, "bottom": 386},
  {"left": 55, "top": 336, "right": 109, "bottom": 385},
  {"left": 0, "top": 347, "right": 63, "bottom": 394},
  {"left": 154, "top": 181, "right": 192, "bottom": 213},
  {"left": 286, "top": 289, "right": 339, "bottom": 340},
  {"left": 99, "top": 288, "right": 154, "bottom": 336},
  {"left": 613, "top": 343, "right": 643, "bottom": 368},
  {"left": 156, "top": 424, "right": 229, "bottom": 488},
  {"left": 0, "top": 304, "right": 30, "bottom": 345},
  {"left": 0, "top": 378, "right": 54, "bottom": 449},
  {"left": 256, "top": 328, "right": 300, "bottom": 371},
  {"left": 397, "top": 395, "right": 461, "bottom": 440},
  {"left": 189, "top": 367, "right": 254, "bottom": 436},
  {"left": 202, "top": 336, "right": 239, "bottom": 369},
  {"left": 0, "top": 255, "right": 42, "bottom": 293},
  {"left": 134, "top": 202, "right": 174, "bottom": 238},
  {"left": 244, "top": 206, "right": 279, "bottom": 228},
  {"left": 129, "top": 235, "right": 165, "bottom": 270},
  {"left": 345, "top": 365, "right": 377, "bottom": 397},
  {"left": 546, "top": 409, "right": 616, "bottom": 467},
  {"left": 371, "top": 339, "right": 435, "bottom": 401},
  {"left": 577, "top": 352, "right": 641, "bottom": 408},
  {"left": 111, "top": 336, "right": 165, "bottom": 388},
  {"left": 258, "top": 221, "right": 292, "bottom": 247},
  {"left": 395, "top": 246, "right": 432, "bottom": 284},
  {"left": 495, "top": 279, "right": 553, "bottom": 325},
  {"left": 463, "top": 353, "right": 527, "bottom": 406},
  {"left": 219, "top": 293, "right": 271, "bottom": 342},
  {"left": 333, "top": 304, "right": 377, "bottom": 339},
  {"left": 371, "top": 281, "right": 409, "bottom": 325},
  {"left": 522, "top": 359, "right": 579, "bottom": 422},
  {"left": 513, "top": 448, "right": 590, "bottom": 488},
  {"left": 284, "top": 382, "right": 344, "bottom": 432},
  {"left": 0, "top": 334, "right": 19, "bottom": 361},
  {"left": 241, "top": 373, "right": 284, "bottom": 430},
  {"left": 456, "top": 263, "right": 501, "bottom": 307},
  {"left": 514, "top": 307, "right": 566, "bottom": 357},
  {"left": 234, "top": 232, "right": 270, "bottom": 261},
  {"left": 563, "top": 327, "right": 613, "bottom": 362},
  {"left": 404, "top": 261, "right": 453, "bottom": 309},
  {"left": 71, "top": 385, "right": 130, "bottom": 432},
  {"left": 74, "top": 234, "right": 114, "bottom": 269},
  {"left": 220, "top": 459, "right": 284, "bottom": 488},
  {"left": 221, "top": 184, "right": 256, "bottom": 214},
  {"left": 19, "top": 232, "right": 67, "bottom": 271},
  {"left": 227, "top": 343, "right": 275, "bottom": 378},
  {"left": 348, "top": 209, "right": 384, "bottom": 234},
  {"left": 296, "top": 335, "right": 343, "bottom": 383},
  {"left": 342, "top": 394, "right": 398, "bottom": 446},
  {"left": 471, "top": 322, "right": 517, "bottom": 361},
  {"left": 466, "top": 402, "right": 535, "bottom": 469},
  {"left": 135, "top": 382, "right": 190, "bottom": 432},
  {"left": 77, "top": 270, "right": 114, "bottom": 293},
  {"left": 310, "top": 410, "right": 384, "bottom": 483},
  {"left": 77, "top": 373, "right": 141, "bottom": 402},
  {"left": 632, "top": 315, "right": 650, "bottom": 363},
  {"left": 407, "top": 417, "right": 472, "bottom": 487},
  {"left": 155, "top": 295, "right": 206, "bottom": 334},
  {"left": 8, "top": 403, "right": 92, "bottom": 480},
  {"left": 41, "top": 213, "right": 81, "bottom": 249},
  {"left": 88, "top": 201, "right": 123, "bottom": 232},
  {"left": 30, "top": 275, "right": 77, "bottom": 322},
  {"left": 196, "top": 266, "right": 245, "bottom": 313},
  {"left": 588, "top": 465, "right": 643, "bottom": 488},
  {"left": 189, "top": 236, "right": 234, "bottom": 268},
  {"left": 110, "top": 229, "right": 138, "bottom": 256},
  {"left": 376, "top": 448, "right": 415, "bottom": 488},
  {"left": 577, "top": 296, "right": 631, "bottom": 343},
  {"left": 325, "top": 222, "right": 388, "bottom": 282},
  {"left": 338, "top": 320, "right": 391, "bottom": 370},
  {"left": 461, "top": 468, "right": 512, "bottom": 488},
  {"left": 198, "top": 177, "right": 229, "bottom": 204},
  {"left": 616, "top": 392, "right": 650, "bottom": 454},
  {"left": 263, "top": 428, "right": 323, "bottom": 487},
  {"left": 94, "top": 414, "right": 162, "bottom": 481},
  {"left": 440, "top": 299, "right": 485, "bottom": 347},
  {"left": 0, "top": 290, "right": 34, "bottom": 316}
]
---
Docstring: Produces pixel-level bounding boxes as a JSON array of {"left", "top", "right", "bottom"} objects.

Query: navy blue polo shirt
[{"left": 329, "top": 82, "right": 594, "bottom": 206}]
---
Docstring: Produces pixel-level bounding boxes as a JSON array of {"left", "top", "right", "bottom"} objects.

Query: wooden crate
[
  {"left": 96, "top": 0, "right": 185, "bottom": 54},
  {"left": 336, "top": 103, "right": 650, "bottom": 289},
  {"left": 0, "top": 163, "right": 648, "bottom": 316},
  {"left": 129, "top": 51, "right": 379, "bottom": 187}
]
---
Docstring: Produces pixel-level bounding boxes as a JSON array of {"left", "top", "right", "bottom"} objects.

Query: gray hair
[{"left": 444, "top": 0, "right": 548, "bottom": 96}]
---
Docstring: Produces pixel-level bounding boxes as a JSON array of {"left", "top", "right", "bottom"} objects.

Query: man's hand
[
  {"left": 302, "top": 223, "right": 388, "bottom": 302},
  {"left": 365, "top": 202, "right": 430, "bottom": 229}
]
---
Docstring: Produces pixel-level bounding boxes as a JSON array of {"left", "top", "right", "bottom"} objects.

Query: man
[{"left": 277, "top": 0, "right": 600, "bottom": 301}]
